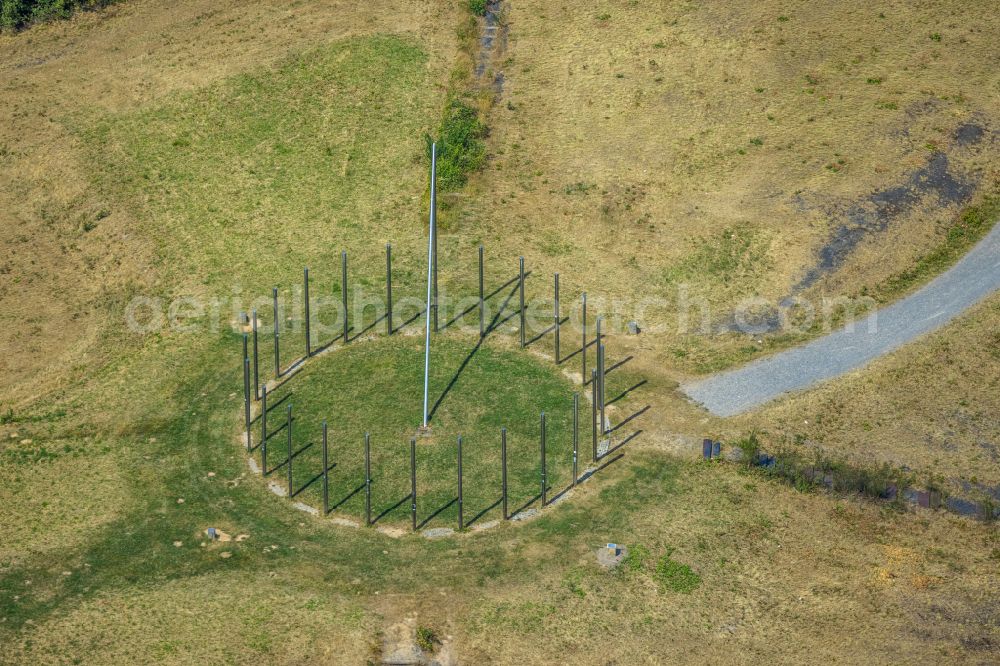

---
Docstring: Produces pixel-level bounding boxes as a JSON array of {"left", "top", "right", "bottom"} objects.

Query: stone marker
[{"left": 596, "top": 544, "right": 628, "bottom": 569}]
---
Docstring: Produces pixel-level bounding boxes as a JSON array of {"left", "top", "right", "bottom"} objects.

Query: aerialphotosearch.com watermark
[{"left": 123, "top": 284, "right": 879, "bottom": 339}]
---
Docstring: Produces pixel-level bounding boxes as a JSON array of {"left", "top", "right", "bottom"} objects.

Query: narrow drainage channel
[
  {"left": 475, "top": 0, "right": 507, "bottom": 95},
  {"left": 704, "top": 441, "right": 1000, "bottom": 521}
]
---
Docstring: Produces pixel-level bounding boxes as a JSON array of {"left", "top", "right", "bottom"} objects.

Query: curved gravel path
[{"left": 683, "top": 221, "right": 1000, "bottom": 417}]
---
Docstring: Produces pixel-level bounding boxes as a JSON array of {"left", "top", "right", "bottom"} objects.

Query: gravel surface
[{"left": 683, "top": 221, "right": 1000, "bottom": 417}]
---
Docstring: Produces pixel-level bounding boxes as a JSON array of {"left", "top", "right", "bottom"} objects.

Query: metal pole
[
  {"left": 261, "top": 384, "right": 268, "bottom": 473},
  {"left": 581, "top": 294, "right": 587, "bottom": 383},
  {"left": 501, "top": 427, "right": 508, "bottom": 520},
  {"left": 252, "top": 308, "right": 259, "bottom": 400},
  {"left": 273, "top": 288, "right": 281, "bottom": 377},
  {"left": 286, "top": 403, "right": 293, "bottom": 497},
  {"left": 365, "top": 432, "right": 371, "bottom": 526},
  {"left": 431, "top": 144, "right": 438, "bottom": 333},
  {"left": 422, "top": 147, "right": 437, "bottom": 428},
  {"left": 243, "top": 352, "right": 251, "bottom": 452},
  {"left": 322, "top": 421, "right": 329, "bottom": 514},
  {"left": 599, "top": 342, "right": 607, "bottom": 435},
  {"left": 540, "top": 412, "right": 547, "bottom": 507},
  {"left": 591, "top": 369, "right": 598, "bottom": 462},
  {"left": 386, "top": 243, "right": 393, "bottom": 335},
  {"left": 457, "top": 435, "right": 464, "bottom": 530},
  {"left": 341, "top": 251, "right": 349, "bottom": 343},
  {"left": 410, "top": 437, "right": 417, "bottom": 532},
  {"left": 519, "top": 257, "right": 525, "bottom": 348},
  {"left": 572, "top": 392, "right": 579, "bottom": 486},
  {"left": 553, "top": 273, "right": 560, "bottom": 363},
  {"left": 304, "top": 267, "right": 311, "bottom": 357},
  {"left": 479, "top": 245, "right": 485, "bottom": 337}
]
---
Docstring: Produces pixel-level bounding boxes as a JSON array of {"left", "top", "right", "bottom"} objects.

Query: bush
[
  {"left": 415, "top": 626, "right": 438, "bottom": 653},
  {"left": 468, "top": 0, "right": 487, "bottom": 16},
  {"left": 430, "top": 98, "right": 487, "bottom": 190},
  {"left": 1, "top": 0, "right": 118, "bottom": 31}
]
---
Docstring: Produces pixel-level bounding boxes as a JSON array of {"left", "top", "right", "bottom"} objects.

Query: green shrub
[
  {"left": 654, "top": 549, "right": 701, "bottom": 593},
  {"left": 415, "top": 627, "right": 438, "bottom": 653},
  {"left": 431, "top": 98, "right": 487, "bottom": 190},
  {"left": 1, "top": 0, "right": 118, "bottom": 32},
  {"left": 468, "top": 0, "right": 486, "bottom": 16}
]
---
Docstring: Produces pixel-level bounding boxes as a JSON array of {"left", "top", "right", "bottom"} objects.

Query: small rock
[
  {"left": 176, "top": 498, "right": 185, "bottom": 504},
  {"left": 511, "top": 508, "right": 538, "bottom": 522},
  {"left": 148, "top": 437, "right": 156, "bottom": 443},
  {"left": 627, "top": 321, "right": 641, "bottom": 335},
  {"left": 220, "top": 552, "right": 232, "bottom": 559},
  {"left": 61, "top": 571, "right": 71, "bottom": 576},
  {"left": 20, "top": 439, "right": 32, "bottom": 445},
  {"left": 173, "top": 541, "right": 183, "bottom": 548},
  {"left": 207, "top": 472, "right": 215, "bottom": 478}
]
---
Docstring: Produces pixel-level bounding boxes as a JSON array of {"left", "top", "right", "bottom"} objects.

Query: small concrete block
[
  {"left": 626, "top": 321, "right": 641, "bottom": 335},
  {"left": 596, "top": 544, "right": 628, "bottom": 569}
]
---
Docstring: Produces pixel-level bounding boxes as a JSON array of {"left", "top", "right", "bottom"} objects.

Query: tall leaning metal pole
[
  {"left": 365, "top": 432, "right": 372, "bottom": 527},
  {"left": 341, "top": 251, "right": 349, "bottom": 343},
  {"left": 457, "top": 435, "right": 464, "bottom": 530},
  {"left": 431, "top": 143, "right": 439, "bottom": 333},
  {"left": 597, "top": 344, "right": 608, "bottom": 435},
  {"left": 501, "top": 427, "right": 508, "bottom": 520},
  {"left": 519, "top": 257, "right": 526, "bottom": 348},
  {"left": 553, "top": 273, "right": 560, "bottom": 363},
  {"left": 591, "top": 369, "right": 598, "bottom": 462},
  {"left": 252, "top": 308, "right": 259, "bottom": 400},
  {"left": 410, "top": 438, "right": 417, "bottom": 532},
  {"left": 303, "top": 267, "right": 311, "bottom": 357},
  {"left": 572, "top": 392, "right": 579, "bottom": 486},
  {"left": 272, "top": 287, "right": 281, "bottom": 377},
  {"left": 540, "top": 412, "right": 547, "bottom": 507},
  {"left": 386, "top": 243, "right": 393, "bottom": 335},
  {"left": 422, "top": 144, "right": 437, "bottom": 429},
  {"left": 322, "top": 421, "right": 329, "bottom": 515},
  {"left": 581, "top": 293, "right": 587, "bottom": 383},
  {"left": 478, "top": 244, "right": 485, "bottom": 338}
]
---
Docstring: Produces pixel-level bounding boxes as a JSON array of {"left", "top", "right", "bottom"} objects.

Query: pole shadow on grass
[
  {"left": 608, "top": 405, "right": 650, "bottom": 433},
  {"left": 606, "top": 380, "right": 647, "bottom": 406},
  {"left": 466, "top": 497, "right": 503, "bottom": 527},
  {"left": 250, "top": 391, "right": 291, "bottom": 430},
  {"left": 391, "top": 308, "right": 426, "bottom": 335},
  {"left": 310, "top": 324, "right": 355, "bottom": 356},
  {"left": 265, "top": 442, "right": 313, "bottom": 476},
  {"left": 604, "top": 355, "right": 633, "bottom": 376},
  {"left": 373, "top": 495, "right": 413, "bottom": 524},
  {"left": 348, "top": 315, "right": 386, "bottom": 343},
  {"left": 561, "top": 336, "right": 597, "bottom": 365},
  {"left": 603, "top": 432, "right": 642, "bottom": 459},
  {"left": 331, "top": 482, "right": 366, "bottom": 511},
  {"left": 418, "top": 497, "right": 458, "bottom": 529},
  {"left": 428, "top": 279, "right": 522, "bottom": 420},
  {"left": 510, "top": 492, "right": 543, "bottom": 517}
]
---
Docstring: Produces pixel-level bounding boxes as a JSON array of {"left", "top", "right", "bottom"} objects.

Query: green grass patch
[
  {"left": 83, "top": 34, "right": 439, "bottom": 293},
  {"left": 263, "top": 333, "right": 577, "bottom": 528},
  {"left": 654, "top": 549, "right": 701, "bottom": 593},
  {"left": 432, "top": 98, "right": 488, "bottom": 191}
]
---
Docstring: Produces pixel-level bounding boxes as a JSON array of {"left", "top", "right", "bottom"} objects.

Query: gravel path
[{"left": 683, "top": 221, "right": 1000, "bottom": 417}]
